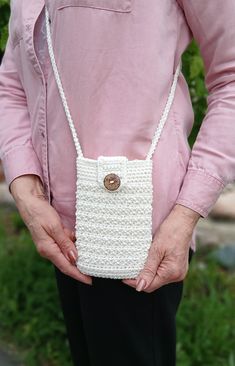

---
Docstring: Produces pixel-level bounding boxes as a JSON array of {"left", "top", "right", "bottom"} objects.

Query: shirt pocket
[{"left": 57, "top": 0, "right": 133, "bottom": 13}]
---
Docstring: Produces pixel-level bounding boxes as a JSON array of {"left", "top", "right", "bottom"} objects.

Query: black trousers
[{"left": 54, "top": 248, "right": 194, "bottom": 366}]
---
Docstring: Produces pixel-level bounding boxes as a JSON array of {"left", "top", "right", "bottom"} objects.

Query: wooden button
[{"left": 103, "top": 173, "right": 121, "bottom": 191}]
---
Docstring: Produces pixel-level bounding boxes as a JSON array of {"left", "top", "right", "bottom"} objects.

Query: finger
[
  {"left": 144, "top": 274, "right": 176, "bottom": 293},
  {"left": 143, "top": 274, "right": 165, "bottom": 293},
  {"left": 45, "top": 241, "right": 92, "bottom": 285},
  {"left": 122, "top": 279, "right": 137, "bottom": 288},
  {"left": 29, "top": 221, "right": 55, "bottom": 248},
  {"left": 135, "top": 242, "right": 164, "bottom": 292},
  {"left": 144, "top": 262, "right": 189, "bottom": 293},
  {"left": 35, "top": 232, "right": 92, "bottom": 285},
  {"left": 45, "top": 221, "right": 78, "bottom": 265},
  {"left": 63, "top": 227, "right": 76, "bottom": 242}
]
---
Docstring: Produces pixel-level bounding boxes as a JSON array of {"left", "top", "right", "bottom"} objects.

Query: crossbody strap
[
  {"left": 45, "top": 7, "right": 181, "bottom": 160},
  {"left": 146, "top": 59, "right": 181, "bottom": 160}
]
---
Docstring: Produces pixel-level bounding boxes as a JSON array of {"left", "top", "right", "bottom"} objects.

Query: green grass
[
  {"left": 0, "top": 206, "right": 234, "bottom": 365},
  {"left": 0, "top": 206, "right": 72, "bottom": 366},
  {"left": 177, "top": 250, "right": 235, "bottom": 366}
]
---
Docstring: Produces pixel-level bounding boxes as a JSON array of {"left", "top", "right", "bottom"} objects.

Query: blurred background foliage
[
  {"left": 1, "top": 2, "right": 234, "bottom": 366},
  {"left": 0, "top": 0, "right": 10, "bottom": 53}
]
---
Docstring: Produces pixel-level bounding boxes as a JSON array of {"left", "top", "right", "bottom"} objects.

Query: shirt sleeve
[
  {"left": 175, "top": 0, "right": 235, "bottom": 218},
  {"left": 0, "top": 8, "right": 44, "bottom": 194}
]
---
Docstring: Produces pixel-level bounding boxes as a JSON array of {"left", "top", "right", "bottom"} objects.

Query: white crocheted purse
[{"left": 45, "top": 8, "right": 181, "bottom": 279}]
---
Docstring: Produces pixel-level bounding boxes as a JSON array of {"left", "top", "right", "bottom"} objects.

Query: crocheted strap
[
  {"left": 146, "top": 61, "right": 181, "bottom": 160},
  {"left": 45, "top": 7, "right": 181, "bottom": 160}
]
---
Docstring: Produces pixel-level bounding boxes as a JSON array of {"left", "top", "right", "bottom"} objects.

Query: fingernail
[
  {"left": 82, "top": 279, "right": 92, "bottom": 286},
  {"left": 136, "top": 278, "right": 146, "bottom": 292},
  {"left": 68, "top": 250, "right": 77, "bottom": 265}
]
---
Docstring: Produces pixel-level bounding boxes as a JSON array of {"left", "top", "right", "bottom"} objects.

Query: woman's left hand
[{"left": 122, "top": 204, "right": 201, "bottom": 293}]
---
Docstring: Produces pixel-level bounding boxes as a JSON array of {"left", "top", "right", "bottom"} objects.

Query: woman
[{"left": 0, "top": 1, "right": 235, "bottom": 365}]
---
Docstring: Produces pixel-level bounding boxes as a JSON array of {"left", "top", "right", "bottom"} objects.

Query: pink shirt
[{"left": 1, "top": 0, "right": 235, "bottom": 250}]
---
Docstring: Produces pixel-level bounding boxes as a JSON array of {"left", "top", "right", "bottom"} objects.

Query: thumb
[{"left": 136, "top": 242, "right": 163, "bottom": 292}]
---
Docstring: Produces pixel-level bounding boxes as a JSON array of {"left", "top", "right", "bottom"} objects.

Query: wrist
[
  {"left": 10, "top": 174, "right": 46, "bottom": 203},
  {"left": 172, "top": 203, "right": 201, "bottom": 226}
]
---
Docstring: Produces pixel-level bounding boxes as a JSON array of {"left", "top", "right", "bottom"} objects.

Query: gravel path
[{"left": 0, "top": 348, "right": 21, "bottom": 366}]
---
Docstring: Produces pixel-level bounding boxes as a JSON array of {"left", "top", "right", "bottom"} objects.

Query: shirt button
[
  {"left": 41, "top": 131, "right": 45, "bottom": 138},
  {"left": 103, "top": 173, "right": 121, "bottom": 191}
]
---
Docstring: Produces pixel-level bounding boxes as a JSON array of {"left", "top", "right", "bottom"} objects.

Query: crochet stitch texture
[{"left": 75, "top": 156, "right": 153, "bottom": 278}]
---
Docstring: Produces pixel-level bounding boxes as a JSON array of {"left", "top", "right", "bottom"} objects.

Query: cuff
[
  {"left": 175, "top": 169, "right": 225, "bottom": 218},
  {"left": 1, "top": 146, "right": 44, "bottom": 194}
]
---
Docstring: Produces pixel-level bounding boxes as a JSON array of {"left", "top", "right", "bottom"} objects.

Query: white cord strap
[
  {"left": 45, "top": 6, "right": 181, "bottom": 161},
  {"left": 146, "top": 60, "right": 181, "bottom": 160}
]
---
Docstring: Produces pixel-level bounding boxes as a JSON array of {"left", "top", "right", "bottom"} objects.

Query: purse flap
[{"left": 97, "top": 156, "right": 128, "bottom": 191}]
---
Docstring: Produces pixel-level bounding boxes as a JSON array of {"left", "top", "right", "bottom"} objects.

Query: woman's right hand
[{"left": 10, "top": 174, "right": 92, "bottom": 285}]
